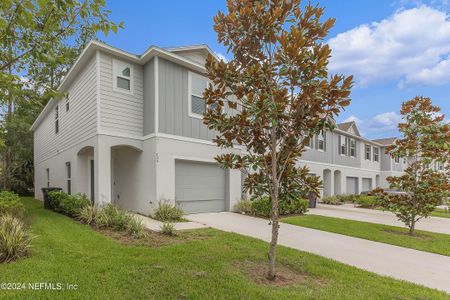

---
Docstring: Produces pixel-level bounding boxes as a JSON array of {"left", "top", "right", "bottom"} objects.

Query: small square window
[
  {"left": 189, "top": 72, "right": 208, "bottom": 118},
  {"left": 317, "top": 133, "right": 326, "bottom": 151},
  {"left": 117, "top": 77, "right": 130, "bottom": 90}
]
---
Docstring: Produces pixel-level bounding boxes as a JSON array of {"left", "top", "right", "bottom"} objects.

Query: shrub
[
  {"left": 48, "top": 191, "right": 90, "bottom": 217},
  {"left": 251, "top": 196, "right": 272, "bottom": 218},
  {"left": 153, "top": 201, "right": 184, "bottom": 222},
  {"left": 355, "top": 196, "right": 379, "bottom": 209},
  {"left": 126, "top": 216, "right": 145, "bottom": 238},
  {"left": 97, "top": 204, "right": 131, "bottom": 231},
  {"left": 0, "top": 191, "right": 25, "bottom": 218},
  {"left": 235, "top": 199, "right": 253, "bottom": 215},
  {"left": 280, "top": 198, "right": 309, "bottom": 215},
  {"left": 321, "top": 195, "right": 342, "bottom": 205},
  {"left": 161, "top": 222, "right": 176, "bottom": 236},
  {"left": 77, "top": 205, "right": 101, "bottom": 225},
  {"left": 336, "top": 194, "right": 357, "bottom": 203},
  {"left": 0, "top": 214, "right": 33, "bottom": 263},
  {"left": 59, "top": 193, "right": 90, "bottom": 217}
]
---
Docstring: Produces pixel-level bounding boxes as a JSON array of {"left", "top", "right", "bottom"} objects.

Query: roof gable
[{"left": 337, "top": 121, "right": 361, "bottom": 137}]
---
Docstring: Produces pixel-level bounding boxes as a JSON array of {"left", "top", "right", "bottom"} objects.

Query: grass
[
  {"left": 0, "top": 198, "right": 447, "bottom": 299},
  {"left": 282, "top": 214, "right": 450, "bottom": 257},
  {"left": 431, "top": 208, "right": 450, "bottom": 219}
]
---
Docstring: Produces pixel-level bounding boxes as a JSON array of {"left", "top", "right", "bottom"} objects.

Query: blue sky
[{"left": 99, "top": 0, "right": 450, "bottom": 140}]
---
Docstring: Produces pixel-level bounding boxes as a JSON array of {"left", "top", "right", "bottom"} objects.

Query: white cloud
[
  {"left": 344, "top": 112, "right": 402, "bottom": 136},
  {"left": 215, "top": 52, "right": 229, "bottom": 63},
  {"left": 401, "top": 55, "right": 450, "bottom": 86},
  {"left": 328, "top": 6, "right": 450, "bottom": 87}
]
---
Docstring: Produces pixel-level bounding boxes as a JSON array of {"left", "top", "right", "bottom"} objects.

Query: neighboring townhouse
[
  {"left": 32, "top": 41, "right": 405, "bottom": 215},
  {"left": 300, "top": 123, "right": 406, "bottom": 198}
]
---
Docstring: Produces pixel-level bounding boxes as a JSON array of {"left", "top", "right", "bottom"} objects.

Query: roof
[
  {"left": 337, "top": 122, "right": 354, "bottom": 131},
  {"left": 30, "top": 40, "right": 218, "bottom": 131},
  {"left": 371, "top": 137, "right": 398, "bottom": 146}
]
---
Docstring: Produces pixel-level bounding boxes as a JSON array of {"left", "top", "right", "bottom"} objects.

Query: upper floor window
[
  {"left": 306, "top": 136, "right": 314, "bottom": 149},
  {"left": 317, "top": 133, "right": 326, "bottom": 151},
  {"left": 394, "top": 156, "right": 400, "bottom": 164},
  {"left": 339, "top": 135, "right": 347, "bottom": 155},
  {"left": 349, "top": 138, "right": 356, "bottom": 157},
  {"left": 113, "top": 59, "right": 133, "bottom": 93},
  {"left": 55, "top": 105, "right": 59, "bottom": 134},
  {"left": 65, "top": 93, "right": 70, "bottom": 112},
  {"left": 189, "top": 71, "right": 208, "bottom": 118},
  {"left": 365, "top": 144, "right": 371, "bottom": 160},
  {"left": 373, "top": 147, "right": 379, "bottom": 162}
]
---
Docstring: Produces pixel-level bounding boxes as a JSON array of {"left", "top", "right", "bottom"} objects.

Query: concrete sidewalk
[
  {"left": 133, "top": 213, "right": 208, "bottom": 232},
  {"left": 309, "top": 204, "right": 450, "bottom": 235},
  {"left": 186, "top": 212, "right": 450, "bottom": 294}
]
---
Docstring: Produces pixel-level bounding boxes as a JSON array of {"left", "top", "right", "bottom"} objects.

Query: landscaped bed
[
  {"left": 0, "top": 198, "right": 448, "bottom": 299},
  {"left": 282, "top": 214, "right": 450, "bottom": 257}
]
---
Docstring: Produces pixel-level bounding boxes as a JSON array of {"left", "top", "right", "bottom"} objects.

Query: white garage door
[
  {"left": 346, "top": 177, "right": 358, "bottom": 195},
  {"left": 175, "top": 160, "right": 226, "bottom": 214},
  {"left": 362, "top": 178, "right": 372, "bottom": 192}
]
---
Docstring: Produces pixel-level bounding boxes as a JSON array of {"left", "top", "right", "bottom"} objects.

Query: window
[
  {"left": 317, "top": 133, "right": 326, "bottom": 151},
  {"left": 46, "top": 168, "right": 50, "bottom": 187},
  {"left": 55, "top": 105, "right": 59, "bottom": 134},
  {"left": 66, "top": 162, "right": 71, "bottom": 195},
  {"left": 339, "top": 135, "right": 347, "bottom": 155},
  {"left": 65, "top": 94, "right": 70, "bottom": 112},
  {"left": 189, "top": 71, "right": 208, "bottom": 118},
  {"left": 373, "top": 147, "right": 379, "bottom": 162},
  {"left": 306, "top": 136, "right": 314, "bottom": 149},
  {"left": 349, "top": 139, "right": 356, "bottom": 157},
  {"left": 113, "top": 60, "right": 133, "bottom": 92},
  {"left": 365, "top": 144, "right": 371, "bottom": 160},
  {"left": 394, "top": 156, "right": 400, "bottom": 164}
]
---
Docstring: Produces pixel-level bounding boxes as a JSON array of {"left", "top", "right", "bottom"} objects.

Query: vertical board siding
[
  {"left": 99, "top": 52, "right": 144, "bottom": 136},
  {"left": 143, "top": 58, "right": 155, "bottom": 135},
  {"left": 34, "top": 55, "right": 97, "bottom": 165},
  {"left": 158, "top": 58, "right": 215, "bottom": 141}
]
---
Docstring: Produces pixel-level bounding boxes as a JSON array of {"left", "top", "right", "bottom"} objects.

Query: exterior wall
[
  {"left": 154, "top": 136, "right": 241, "bottom": 212},
  {"left": 143, "top": 58, "right": 155, "bottom": 135},
  {"left": 99, "top": 52, "right": 144, "bottom": 136},
  {"left": 172, "top": 50, "right": 207, "bottom": 65},
  {"left": 157, "top": 58, "right": 215, "bottom": 141},
  {"left": 34, "top": 136, "right": 97, "bottom": 200},
  {"left": 34, "top": 54, "right": 98, "bottom": 198}
]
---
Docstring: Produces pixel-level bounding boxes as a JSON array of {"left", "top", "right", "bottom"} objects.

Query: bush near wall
[
  {"left": 354, "top": 195, "right": 380, "bottom": 209},
  {"left": 0, "top": 191, "right": 25, "bottom": 219},
  {"left": 236, "top": 196, "right": 308, "bottom": 218},
  {"left": 321, "top": 195, "right": 343, "bottom": 205},
  {"left": 47, "top": 191, "right": 90, "bottom": 217}
]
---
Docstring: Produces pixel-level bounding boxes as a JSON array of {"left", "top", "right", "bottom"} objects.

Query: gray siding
[
  {"left": 143, "top": 58, "right": 155, "bottom": 135},
  {"left": 380, "top": 149, "right": 391, "bottom": 171},
  {"left": 99, "top": 52, "right": 144, "bottom": 136},
  {"left": 158, "top": 58, "right": 215, "bottom": 141},
  {"left": 34, "top": 54, "right": 97, "bottom": 164}
]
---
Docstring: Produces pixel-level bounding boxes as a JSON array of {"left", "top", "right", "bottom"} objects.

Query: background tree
[
  {"left": 0, "top": 0, "right": 122, "bottom": 192},
  {"left": 374, "top": 96, "right": 450, "bottom": 234},
  {"left": 204, "top": 0, "right": 353, "bottom": 280}
]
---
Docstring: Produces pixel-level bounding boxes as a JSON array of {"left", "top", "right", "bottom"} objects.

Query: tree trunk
[
  {"left": 267, "top": 191, "right": 280, "bottom": 280},
  {"left": 409, "top": 217, "right": 416, "bottom": 235}
]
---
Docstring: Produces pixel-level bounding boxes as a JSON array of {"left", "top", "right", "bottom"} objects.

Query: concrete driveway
[
  {"left": 309, "top": 204, "right": 450, "bottom": 235},
  {"left": 186, "top": 212, "right": 450, "bottom": 294}
]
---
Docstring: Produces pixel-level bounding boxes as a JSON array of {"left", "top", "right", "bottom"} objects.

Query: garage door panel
[
  {"left": 362, "top": 178, "right": 372, "bottom": 192},
  {"left": 346, "top": 177, "right": 358, "bottom": 195},
  {"left": 175, "top": 160, "right": 226, "bottom": 214}
]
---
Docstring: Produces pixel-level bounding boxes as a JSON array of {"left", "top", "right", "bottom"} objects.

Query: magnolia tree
[
  {"left": 374, "top": 96, "right": 450, "bottom": 234},
  {"left": 203, "top": 0, "right": 353, "bottom": 279}
]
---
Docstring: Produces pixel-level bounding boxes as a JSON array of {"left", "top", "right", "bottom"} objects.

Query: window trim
[
  {"left": 349, "top": 138, "right": 356, "bottom": 157},
  {"left": 188, "top": 71, "right": 209, "bottom": 119},
  {"left": 112, "top": 59, "right": 134, "bottom": 94},
  {"left": 373, "top": 147, "right": 379, "bottom": 162},
  {"left": 55, "top": 105, "right": 59, "bottom": 134},
  {"left": 365, "top": 144, "right": 372, "bottom": 161},
  {"left": 317, "top": 132, "right": 326, "bottom": 152}
]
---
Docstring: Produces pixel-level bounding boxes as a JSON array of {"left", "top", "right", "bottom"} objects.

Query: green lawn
[
  {"left": 282, "top": 214, "right": 450, "bottom": 257},
  {"left": 0, "top": 198, "right": 447, "bottom": 299},
  {"left": 432, "top": 208, "right": 450, "bottom": 219}
]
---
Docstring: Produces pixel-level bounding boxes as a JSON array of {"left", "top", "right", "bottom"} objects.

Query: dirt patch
[
  {"left": 233, "top": 260, "right": 325, "bottom": 287},
  {"left": 97, "top": 227, "right": 213, "bottom": 247},
  {"left": 383, "top": 229, "right": 433, "bottom": 240}
]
